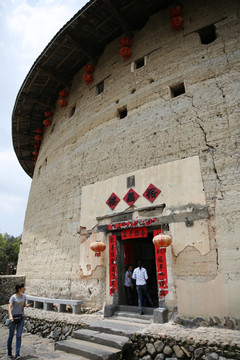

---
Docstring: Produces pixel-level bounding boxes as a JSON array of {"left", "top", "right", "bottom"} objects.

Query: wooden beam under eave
[
  {"left": 65, "top": 34, "right": 97, "bottom": 64},
  {"left": 37, "top": 65, "right": 69, "bottom": 86},
  {"left": 103, "top": 0, "right": 132, "bottom": 38},
  {"left": 23, "top": 95, "right": 50, "bottom": 108}
]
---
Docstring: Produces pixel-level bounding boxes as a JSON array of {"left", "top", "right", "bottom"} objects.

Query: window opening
[
  {"left": 170, "top": 82, "right": 185, "bottom": 98},
  {"left": 69, "top": 105, "right": 76, "bottom": 117},
  {"left": 118, "top": 107, "right": 128, "bottom": 119},
  {"left": 135, "top": 57, "right": 145, "bottom": 69},
  {"left": 197, "top": 24, "right": 216, "bottom": 44},
  {"left": 127, "top": 175, "right": 135, "bottom": 188},
  {"left": 96, "top": 81, "right": 104, "bottom": 96}
]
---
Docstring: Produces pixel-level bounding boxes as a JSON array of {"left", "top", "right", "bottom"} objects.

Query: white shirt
[{"left": 132, "top": 267, "right": 148, "bottom": 285}]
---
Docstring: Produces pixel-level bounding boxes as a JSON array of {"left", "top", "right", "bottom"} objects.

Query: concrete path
[{"left": 0, "top": 324, "right": 83, "bottom": 360}]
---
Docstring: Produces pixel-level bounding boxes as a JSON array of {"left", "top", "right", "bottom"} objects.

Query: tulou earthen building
[{"left": 12, "top": 0, "right": 240, "bottom": 322}]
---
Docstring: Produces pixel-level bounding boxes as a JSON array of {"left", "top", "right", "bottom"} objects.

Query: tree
[{"left": 0, "top": 233, "right": 21, "bottom": 275}]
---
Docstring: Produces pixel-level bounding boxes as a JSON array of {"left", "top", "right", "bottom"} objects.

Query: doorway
[{"left": 117, "top": 232, "right": 158, "bottom": 307}]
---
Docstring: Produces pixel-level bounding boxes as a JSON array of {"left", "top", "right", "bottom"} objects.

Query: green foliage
[{"left": 0, "top": 233, "right": 21, "bottom": 275}]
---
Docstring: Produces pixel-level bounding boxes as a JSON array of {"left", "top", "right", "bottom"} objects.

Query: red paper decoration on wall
[
  {"left": 106, "top": 192, "right": 120, "bottom": 210},
  {"left": 123, "top": 188, "right": 139, "bottom": 207},
  {"left": 143, "top": 184, "right": 161, "bottom": 203},
  {"left": 153, "top": 230, "right": 169, "bottom": 298},
  {"left": 109, "top": 235, "right": 117, "bottom": 295},
  {"left": 121, "top": 227, "right": 148, "bottom": 240}
]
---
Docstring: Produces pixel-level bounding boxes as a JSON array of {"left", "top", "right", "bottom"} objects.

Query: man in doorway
[
  {"left": 132, "top": 260, "right": 153, "bottom": 314},
  {"left": 124, "top": 265, "right": 134, "bottom": 305}
]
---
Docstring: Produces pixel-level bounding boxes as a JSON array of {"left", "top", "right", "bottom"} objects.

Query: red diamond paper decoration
[
  {"left": 143, "top": 183, "right": 161, "bottom": 203},
  {"left": 123, "top": 188, "right": 139, "bottom": 207},
  {"left": 106, "top": 192, "right": 120, "bottom": 210}
]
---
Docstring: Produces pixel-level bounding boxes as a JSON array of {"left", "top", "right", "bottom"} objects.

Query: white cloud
[{"left": 7, "top": 0, "right": 84, "bottom": 59}]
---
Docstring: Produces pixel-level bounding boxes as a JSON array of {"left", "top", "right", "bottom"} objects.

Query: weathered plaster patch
[{"left": 170, "top": 219, "right": 210, "bottom": 256}]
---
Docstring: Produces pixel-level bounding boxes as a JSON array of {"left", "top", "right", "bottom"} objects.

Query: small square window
[
  {"left": 127, "top": 175, "right": 135, "bottom": 188},
  {"left": 170, "top": 82, "right": 185, "bottom": 98},
  {"left": 135, "top": 57, "right": 145, "bottom": 69},
  {"left": 197, "top": 24, "right": 216, "bottom": 44},
  {"left": 96, "top": 81, "right": 104, "bottom": 96},
  {"left": 118, "top": 106, "right": 128, "bottom": 119},
  {"left": 69, "top": 105, "right": 76, "bottom": 117}
]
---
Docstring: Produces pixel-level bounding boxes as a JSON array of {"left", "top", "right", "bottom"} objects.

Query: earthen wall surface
[{"left": 17, "top": 0, "right": 240, "bottom": 319}]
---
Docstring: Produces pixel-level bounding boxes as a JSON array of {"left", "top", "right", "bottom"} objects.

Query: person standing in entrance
[
  {"left": 7, "top": 283, "right": 30, "bottom": 359},
  {"left": 132, "top": 261, "right": 153, "bottom": 315},
  {"left": 124, "top": 265, "right": 134, "bottom": 305}
]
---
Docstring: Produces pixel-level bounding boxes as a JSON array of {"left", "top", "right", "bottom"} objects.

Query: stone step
[
  {"left": 113, "top": 311, "right": 152, "bottom": 323},
  {"left": 86, "top": 318, "right": 145, "bottom": 336},
  {"left": 55, "top": 338, "right": 121, "bottom": 360},
  {"left": 73, "top": 329, "right": 131, "bottom": 350},
  {"left": 118, "top": 305, "right": 155, "bottom": 315}
]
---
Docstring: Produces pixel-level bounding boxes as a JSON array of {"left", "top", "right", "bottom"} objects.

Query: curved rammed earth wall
[{"left": 17, "top": 0, "right": 240, "bottom": 317}]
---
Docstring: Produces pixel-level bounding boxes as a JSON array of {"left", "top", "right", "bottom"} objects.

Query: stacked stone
[
  {"left": 0, "top": 310, "right": 82, "bottom": 342},
  {"left": 132, "top": 334, "right": 240, "bottom": 360}
]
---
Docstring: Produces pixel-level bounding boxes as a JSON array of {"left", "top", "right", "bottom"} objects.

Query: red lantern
[
  {"left": 171, "top": 16, "right": 184, "bottom": 31},
  {"left": 153, "top": 234, "right": 172, "bottom": 248},
  {"left": 84, "top": 64, "right": 95, "bottom": 74},
  {"left": 83, "top": 73, "right": 94, "bottom": 85},
  {"left": 35, "top": 134, "right": 42, "bottom": 142},
  {"left": 170, "top": 6, "right": 182, "bottom": 18},
  {"left": 59, "top": 89, "right": 68, "bottom": 97},
  {"left": 120, "top": 46, "right": 131, "bottom": 60},
  {"left": 90, "top": 241, "right": 106, "bottom": 257},
  {"left": 33, "top": 160, "right": 37, "bottom": 165},
  {"left": 32, "top": 150, "right": 39, "bottom": 156},
  {"left": 35, "top": 128, "right": 43, "bottom": 134},
  {"left": 58, "top": 99, "right": 67, "bottom": 108},
  {"left": 120, "top": 37, "right": 131, "bottom": 47},
  {"left": 44, "top": 111, "right": 53, "bottom": 118},
  {"left": 43, "top": 119, "right": 51, "bottom": 127},
  {"left": 34, "top": 142, "right": 40, "bottom": 149}
]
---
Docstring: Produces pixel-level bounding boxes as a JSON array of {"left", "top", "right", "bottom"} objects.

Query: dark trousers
[
  {"left": 124, "top": 286, "right": 133, "bottom": 305},
  {"left": 136, "top": 285, "right": 153, "bottom": 311}
]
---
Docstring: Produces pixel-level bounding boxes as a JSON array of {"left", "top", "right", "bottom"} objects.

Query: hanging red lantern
[
  {"left": 58, "top": 99, "right": 67, "bottom": 108},
  {"left": 35, "top": 128, "right": 43, "bottom": 134},
  {"left": 120, "top": 46, "right": 131, "bottom": 60},
  {"left": 83, "top": 73, "right": 94, "bottom": 85},
  {"left": 90, "top": 241, "right": 106, "bottom": 257},
  {"left": 153, "top": 234, "right": 172, "bottom": 248},
  {"left": 33, "top": 160, "right": 37, "bottom": 165},
  {"left": 44, "top": 111, "right": 53, "bottom": 118},
  {"left": 35, "top": 134, "right": 42, "bottom": 142},
  {"left": 84, "top": 64, "right": 95, "bottom": 74},
  {"left": 120, "top": 37, "right": 131, "bottom": 47},
  {"left": 34, "top": 142, "right": 40, "bottom": 149},
  {"left": 59, "top": 90, "right": 68, "bottom": 97},
  {"left": 43, "top": 119, "right": 51, "bottom": 127},
  {"left": 170, "top": 6, "right": 183, "bottom": 18},
  {"left": 32, "top": 150, "right": 39, "bottom": 156},
  {"left": 171, "top": 16, "right": 184, "bottom": 31}
]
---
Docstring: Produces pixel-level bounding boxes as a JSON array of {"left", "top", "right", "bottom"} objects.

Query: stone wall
[
  {"left": 0, "top": 275, "right": 25, "bottom": 305},
  {"left": 17, "top": 0, "right": 240, "bottom": 318},
  {"left": 0, "top": 307, "right": 239, "bottom": 359}
]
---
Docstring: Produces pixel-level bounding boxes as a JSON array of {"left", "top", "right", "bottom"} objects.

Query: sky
[{"left": 0, "top": 0, "right": 88, "bottom": 237}]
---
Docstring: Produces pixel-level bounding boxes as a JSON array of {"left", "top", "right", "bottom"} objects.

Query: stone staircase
[{"left": 55, "top": 306, "right": 153, "bottom": 359}]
